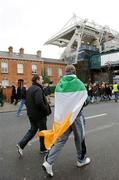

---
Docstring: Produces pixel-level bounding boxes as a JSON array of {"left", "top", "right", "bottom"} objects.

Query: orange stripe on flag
[{"left": 38, "top": 112, "right": 72, "bottom": 149}]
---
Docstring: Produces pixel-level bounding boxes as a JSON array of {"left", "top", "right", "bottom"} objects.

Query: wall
[{"left": 0, "top": 58, "right": 66, "bottom": 88}]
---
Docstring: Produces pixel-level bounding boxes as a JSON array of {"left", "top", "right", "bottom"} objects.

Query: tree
[{"left": 41, "top": 68, "right": 50, "bottom": 84}]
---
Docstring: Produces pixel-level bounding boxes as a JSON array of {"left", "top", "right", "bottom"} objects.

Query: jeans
[
  {"left": 16, "top": 99, "right": 26, "bottom": 115},
  {"left": 47, "top": 112, "right": 87, "bottom": 165},
  {"left": 18, "top": 116, "right": 47, "bottom": 151},
  {"left": 114, "top": 92, "right": 118, "bottom": 102}
]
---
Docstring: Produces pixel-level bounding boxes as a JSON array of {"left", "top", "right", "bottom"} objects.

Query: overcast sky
[{"left": 0, "top": 0, "right": 119, "bottom": 58}]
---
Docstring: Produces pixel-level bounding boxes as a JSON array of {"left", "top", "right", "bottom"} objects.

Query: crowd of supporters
[{"left": 87, "top": 82, "right": 114, "bottom": 103}]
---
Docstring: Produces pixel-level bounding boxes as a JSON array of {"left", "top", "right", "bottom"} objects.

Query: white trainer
[
  {"left": 16, "top": 114, "right": 23, "bottom": 117},
  {"left": 16, "top": 144, "right": 23, "bottom": 157},
  {"left": 42, "top": 161, "right": 53, "bottom": 177},
  {"left": 77, "top": 157, "right": 91, "bottom": 167}
]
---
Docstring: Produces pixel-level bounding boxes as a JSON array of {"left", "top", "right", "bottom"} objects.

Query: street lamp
[{"left": 105, "top": 61, "right": 113, "bottom": 84}]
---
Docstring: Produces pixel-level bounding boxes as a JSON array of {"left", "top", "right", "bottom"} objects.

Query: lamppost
[
  {"left": 106, "top": 61, "right": 113, "bottom": 84},
  {"left": 41, "top": 59, "right": 44, "bottom": 76}
]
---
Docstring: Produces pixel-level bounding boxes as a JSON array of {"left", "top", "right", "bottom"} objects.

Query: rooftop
[
  {"left": 45, "top": 15, "right": 119, "bottom": 48},
  {"left": 0, "top": 49, "right": 66, "bottom": 64}
]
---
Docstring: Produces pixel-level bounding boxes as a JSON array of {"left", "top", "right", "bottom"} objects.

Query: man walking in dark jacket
[{"left": 16, "top": 74, "right": 51, "bottom": 156}]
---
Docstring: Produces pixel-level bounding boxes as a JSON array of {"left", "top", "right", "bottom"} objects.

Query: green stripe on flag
[{"left": 55, "top": 75, "right": 86, "bottom": 92}]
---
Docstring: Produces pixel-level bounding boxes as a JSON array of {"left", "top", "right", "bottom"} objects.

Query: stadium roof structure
[{"left": 45, "top": 15, "right": 119, "bottom": 63}]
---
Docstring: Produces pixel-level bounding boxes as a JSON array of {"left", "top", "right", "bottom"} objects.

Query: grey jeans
[{"left": 47, "top": 112, "right": 87, "bottom": 165}]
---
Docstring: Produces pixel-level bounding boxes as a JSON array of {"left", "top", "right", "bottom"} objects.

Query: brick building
[{"left": 0, "top": 46, "right": 66, "bottom": 88}]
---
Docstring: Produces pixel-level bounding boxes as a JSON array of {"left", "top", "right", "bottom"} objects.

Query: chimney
[
  {"left": 37, "top": 50, "right": 41, "bottom": 58},
  {"left": 8, "top": 46, "right": 13, "bottom": 54},
  {"left": 19, "top": 48, "right": 24, "bottom": 55}
]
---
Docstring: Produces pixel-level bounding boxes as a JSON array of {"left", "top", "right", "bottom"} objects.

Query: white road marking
[
  {"left": 85, "top": 113, "right": 107, "bottom": 119},
  {"left": 28, "top": 137, "right": 39, "bottom": 146},
  {"left": 86, "top": 123, "right": 119, "bottom": 134},
  {"left": 28, "top": 113, "right": 109, "bottom": 145}
]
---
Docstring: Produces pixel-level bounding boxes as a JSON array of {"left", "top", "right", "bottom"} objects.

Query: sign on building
[{"left": 101, "top": 52, "right": 119, "bottom": 66}]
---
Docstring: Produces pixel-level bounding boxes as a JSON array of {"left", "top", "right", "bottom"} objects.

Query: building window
[
  {"left": 1, "top": 62, "right": 8, "bottom": 73},
  {"left": 17, "top": 64, "right": 23, "bottom": 74},
  {"left": 32, "top": 64, "right": 37, "bottom": 74},
  {"left": 47, "top": 67, "right": 52, "bottom": 76},
  {"left": 58, "top": 68, "right": 62, "bottom": 77},
  {"left": 1, "top": 80, "right": 9, "bottom": 87}
]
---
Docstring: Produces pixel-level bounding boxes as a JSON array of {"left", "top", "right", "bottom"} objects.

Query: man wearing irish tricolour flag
[{"left": 40, "top": 65, "right": 91, "bottom": 177}]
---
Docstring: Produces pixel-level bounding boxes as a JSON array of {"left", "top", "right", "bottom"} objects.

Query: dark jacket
[
  {"left": 44, "top": 85, "right": 51, "bottom": 96},
  {"left": 26, "top": 82, "right": 51, "bottom": 121},
  {"left": 0, "top": 87, "right": 3, "bottom": 99},
  {"left": 21, "top": 87, "right": 26, "bottom": 99}
]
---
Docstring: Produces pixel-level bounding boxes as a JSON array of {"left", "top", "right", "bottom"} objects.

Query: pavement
[
  {"left": 0, "top": 95, "right": 117, "bottom": 113},
  {"left": 0, "top": 96, "right": 55, "bottom": 113}
]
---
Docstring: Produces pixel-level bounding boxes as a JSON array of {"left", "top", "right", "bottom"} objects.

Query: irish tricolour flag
[{"left": 39, "top": 74, "right": 88, "bottom": 149}]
